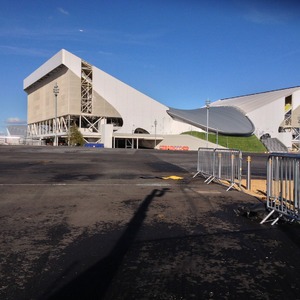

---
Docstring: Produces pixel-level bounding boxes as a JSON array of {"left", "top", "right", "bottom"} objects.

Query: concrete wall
[
  {"left": 247, "top": 90, "right": 300, "bottom": 147},
  {"left": 248, "top": 96, "right": 284, "bottom": 139},
  {"left": 93, "top": 91, "right": 121, "bottom": 118},
  {"left": 92, "top": 66, "right": 180, "bottom": 135},
  {"left": 101, "top": 124, "right": 113, "bottom": 148}
]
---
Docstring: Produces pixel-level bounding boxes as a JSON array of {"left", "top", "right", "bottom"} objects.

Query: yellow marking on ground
[{"left": 161, "top": 176, "right": 183, "bottom": 180}]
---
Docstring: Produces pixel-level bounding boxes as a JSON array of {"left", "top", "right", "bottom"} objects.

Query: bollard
[
  {"left": 231, "top": 154, "right": 235, "bottom": 183},
  {"left": 247, "top": 156, "right": 251, "bottom": 190},
  {"left": 218, "top": 153, "right": 222, "bottom": 178}
]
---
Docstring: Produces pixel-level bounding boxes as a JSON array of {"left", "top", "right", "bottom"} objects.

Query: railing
[
  {"left": 193, "top": 148, "right": 243, "bottom": 191},
  {"left": 195, "top": 148, "right": 215, "bottom": 179},
  {"left": 261, "top": 153, "right": 300, "bottom": 225}
]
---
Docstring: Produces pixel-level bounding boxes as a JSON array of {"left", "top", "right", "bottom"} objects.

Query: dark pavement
[{"left": 0, "top": 146, "right": 299, "bottom": 300}]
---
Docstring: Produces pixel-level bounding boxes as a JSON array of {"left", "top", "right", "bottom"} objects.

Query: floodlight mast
[
  {"left": 53, "top": 83, "right": 59, "bottom": 146},
  {"left": 206, "top": 98, "right": 210, "bottom": 148}
]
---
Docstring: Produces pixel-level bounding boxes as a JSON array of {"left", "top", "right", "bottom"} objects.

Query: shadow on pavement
[{"left": 45, "top": 188, "right": 169, "bottom": 300}]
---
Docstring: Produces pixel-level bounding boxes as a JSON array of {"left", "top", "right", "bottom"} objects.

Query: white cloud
[
  {"left": 58, "top": 8, "right": 69, "bottom": 15},
  {"left": 6, "top": 117, "right": 27, "bottom": 124}
]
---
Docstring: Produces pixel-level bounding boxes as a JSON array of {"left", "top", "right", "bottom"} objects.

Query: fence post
[
  {"left": 247, "top": 156, "right": 251, "bottom": 190},
  {"left": 295, "top": 160, "right": 299, "bottom": 209},
  {"left": 218, "top": 153, "right": 222, "bottom": 179},
  {"left": 275, "top": 156, "right": 279, "bottom": 200},
  {"left": 231, "top": 154, "right": 235, "bottom": 183},
  {"left": 267, "top": 157, "right": 272, "bottom": 205}
]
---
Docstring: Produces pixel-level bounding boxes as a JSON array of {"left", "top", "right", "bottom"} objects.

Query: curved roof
[
  {"left": 211, "top": 86, "right": 300, "bottom": 114},
  {"left": 167, "top": 106, "right": 255, "bottom": 136}
]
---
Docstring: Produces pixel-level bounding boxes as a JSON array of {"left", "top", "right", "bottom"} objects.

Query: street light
[
  {"left": 298, "top": 115, "right": 300, "bottom": 152},
  {"left": 53, "top": 83, "right": 59, "bottom": 146},
  {"left": 154, "top": 119, "right": 157, "bottom": 149},
  {"left": 206, "top": 98, "right": 210, "bottom": 147}
]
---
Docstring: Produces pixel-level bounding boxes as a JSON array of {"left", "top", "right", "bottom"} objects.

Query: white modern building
[
  {"left": 23, "top": 49, "right": 196, "bottom": 148},
  {"left": 210, "top": 87, "right": 300, "bottom": 150},
  {"left": 23, "top": 49, "right": 300, "bottom": 151}
]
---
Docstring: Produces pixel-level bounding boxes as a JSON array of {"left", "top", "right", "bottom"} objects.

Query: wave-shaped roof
[
  {"left": 211, "top": 86, "right": 300, "bottom": 114},
  {"left": 167, "top": 106, "right": 255, "bottom": 136}
]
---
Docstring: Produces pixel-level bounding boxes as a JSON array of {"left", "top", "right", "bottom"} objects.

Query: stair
[{"left": 261, "top": 137, "right": 288, "bottom": 152}]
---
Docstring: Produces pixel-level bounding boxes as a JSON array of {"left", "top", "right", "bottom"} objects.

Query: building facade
[
  {"left": 211, "top": 87, "right": 300, "bottom": 150},
  {"left": 24, "top": 49, "right": 300, "bottom": 150},
  {"left": 24, "top": 49, "right": 192, "bottom": 147}
]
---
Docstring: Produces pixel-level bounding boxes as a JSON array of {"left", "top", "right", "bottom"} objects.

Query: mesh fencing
[
  {"left": 194, "top": 148, "right": 243, "bottom": 191},
  {"left": 261, "top": 153, "right": 300, "bottom": 225}
]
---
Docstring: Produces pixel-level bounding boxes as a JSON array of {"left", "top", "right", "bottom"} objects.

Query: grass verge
[{"left": 182, "top": 131, "right": 267, "bottom": 153}]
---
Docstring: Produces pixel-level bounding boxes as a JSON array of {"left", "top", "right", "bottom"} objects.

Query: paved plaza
[{"left": 0, "top": 146, "right": 300, "bottom": 299}]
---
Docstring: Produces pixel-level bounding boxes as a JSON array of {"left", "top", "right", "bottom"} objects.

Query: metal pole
[
  {"left": 68, "top": 115, "right": 70, "bottom": 146},
  {"left": 131, "top": 124, "right": 134, "bottom": 149},
  {"left": 154, "top": 119, "right": 157, "bottom": 149},
  {"left": 231, "top": 154, "right": 235, "bottom": 183},
  {"left": 206, "top": 99, "right": 210, "bottom": 148},
  {"left": 247, "top": 156, "right": 251, "bottom": 190},
  {"left": 53, "top": 83, "right": 59, "bottom": 146},
  {"left": 218, "top": 153, "right": 222, "bottom": 179},
  {"left": 55, "top": 94, "right": 57, "bottom": 146},
  {"left": 298, "top": 116, "right": 300, "bottom": 151}
]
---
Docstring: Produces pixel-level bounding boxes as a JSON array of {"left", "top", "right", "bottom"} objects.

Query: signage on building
[{"left": 159, "top": 145, "right": 189, "bottom": 151}]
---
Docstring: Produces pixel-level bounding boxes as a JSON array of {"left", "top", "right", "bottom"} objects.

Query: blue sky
[{"left": 1, "top": 0, "right": 300, "bottom": 134}]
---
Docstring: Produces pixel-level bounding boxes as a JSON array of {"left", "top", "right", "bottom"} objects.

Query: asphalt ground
[{"left": 1, "top": 146, "right": 300, "bottom": 300}]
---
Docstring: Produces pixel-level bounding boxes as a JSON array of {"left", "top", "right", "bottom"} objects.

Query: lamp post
[
  {"left": 132, "top": 124, "right": 135, "bottom": 149},
  {"left": 53, "top": 83, "right": 59, "bottom": 146},
  {"left": 206, "top": 98, "right": 210, "bottom": 147},
  {"left": 154, "top": 119, "right": 157, "bottom": 149},
  {"left": 298, "top": 116, "right": 300, "bottom": 152}
]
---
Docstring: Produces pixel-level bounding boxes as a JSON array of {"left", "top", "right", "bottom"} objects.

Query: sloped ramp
[
  {"left": 156, "top": 134, "right": 225, "bottom": 151},
  {"left": 261, "top": 138, "right": 288, "bottom": 152}
]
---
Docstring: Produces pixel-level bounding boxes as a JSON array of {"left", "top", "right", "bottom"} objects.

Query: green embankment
[{"left": 182, "top": 131, "right": 267, "bottom": 153}]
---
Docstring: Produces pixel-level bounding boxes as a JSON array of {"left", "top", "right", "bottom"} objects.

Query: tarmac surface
[{"left": 1, "top": 146, "right": 300, "bottom": 300}]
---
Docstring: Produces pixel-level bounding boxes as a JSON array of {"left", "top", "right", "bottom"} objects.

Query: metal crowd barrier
[
  {"left": 195, "top": 148, "right": 215, "bottom": 179},
  {"left": 261, "top": 153, "right": 300, "bottom": 225},
  {"left": 193, "top": 148, "right": 243, "bottom": 191}
]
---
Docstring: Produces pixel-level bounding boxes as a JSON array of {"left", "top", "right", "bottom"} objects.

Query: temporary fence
[
  {"left": 195, "top": 148, "right": 215, "bottom": 179},
  {"left": 193, "top": 148, "right": 243, "bottom": 191},
  {"left": 261, "top": 153, "right": 300, "bottom": 225}
]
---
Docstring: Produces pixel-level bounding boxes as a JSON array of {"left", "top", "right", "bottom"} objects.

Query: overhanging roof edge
[
  {"left": 167, "top": 107, "right": 255, "bottom": 136},
  {"left": 23, "top": 49, "right": 81, "bottom": 90}
]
